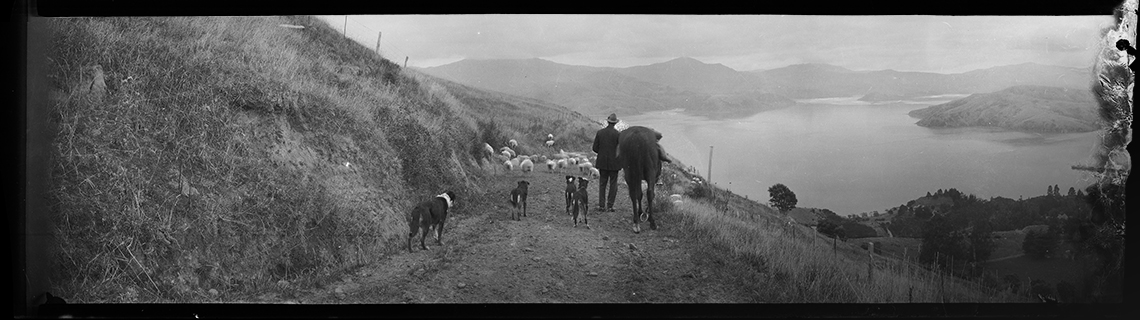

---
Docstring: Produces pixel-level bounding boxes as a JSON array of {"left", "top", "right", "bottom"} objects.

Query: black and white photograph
[{"left": 17, "top": 1, "right": 1132, "bottom": 317}]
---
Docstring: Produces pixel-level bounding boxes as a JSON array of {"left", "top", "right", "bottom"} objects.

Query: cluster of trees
[
  {"left": 1046, "top": 184, "right": 1083, "bottom": 198},
  {"left": 815, "top": 182, "right": 1119, "bottom": 302},
  {"left": 816, "top": 210, "right": 878, "bottom": 240},
  {"left": 918, "top": 214, "right": 995, "bottom": 276}
]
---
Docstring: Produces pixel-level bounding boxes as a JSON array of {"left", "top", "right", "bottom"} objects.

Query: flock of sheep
[{"left": 482, "top": 135, "right": 600, "bottom": 178}]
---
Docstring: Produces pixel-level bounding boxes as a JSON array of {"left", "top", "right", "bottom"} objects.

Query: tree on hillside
[
  {"left": 817, "top": 219, "right": 843, "bottom": 239},
  {"left": 1067, "top": 187, "right": 1076, "bottom": 197},
  {"left": 919, "top": 214, "right": 962, "bottom": 269},
  {"left": 767, "top": 183, "right": 797, "bottom": 214},
  {"left": 913, "top": 206, "right": 933, "bottom": 219},
  {"left": 966, "top": 221, "right": 995, "bottom": 267},
  {"left": 1047, "top": 185, "right": 1055, "bottom": 197}
]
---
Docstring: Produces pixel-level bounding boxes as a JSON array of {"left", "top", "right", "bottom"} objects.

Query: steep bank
[{"left": 43, "top": 16, "right": 598, "bottom": 302}]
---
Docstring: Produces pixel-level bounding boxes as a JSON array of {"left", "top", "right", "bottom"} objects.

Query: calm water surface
[{"left": 623, "top": 95, "right": 1103, "bottom": 215}]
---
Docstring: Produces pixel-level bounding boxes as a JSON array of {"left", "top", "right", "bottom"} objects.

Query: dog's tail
[{"left": 509, "top": 193, "right": 519, "bottom": 207}]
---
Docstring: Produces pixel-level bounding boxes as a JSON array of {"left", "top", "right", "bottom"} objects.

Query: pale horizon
[{"left": 317, "top": 15, "right": 1115, "bottom": 74}]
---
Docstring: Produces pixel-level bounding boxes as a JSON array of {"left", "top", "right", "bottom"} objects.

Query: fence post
[
  {"left": 867, "top": 242, "right": 874, "bottom": 282},
  {"left": 940, "top": 269, "right": 945, "bottom": 303}
]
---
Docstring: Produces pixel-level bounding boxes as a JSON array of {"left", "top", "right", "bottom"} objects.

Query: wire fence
[{"left": 332, "top": 16, "right": 412, "bottom": 65}]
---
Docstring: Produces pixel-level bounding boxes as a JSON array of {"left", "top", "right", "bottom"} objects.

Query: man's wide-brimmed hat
[{"left": 606, "top": 113, "right": 620, "bottom": 123}]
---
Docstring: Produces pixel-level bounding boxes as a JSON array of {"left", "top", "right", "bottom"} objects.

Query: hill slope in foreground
[
  {"left": 40, "top": 16, "right": 599, "bottom": 303},
  {"left": 907, "top": 85, "right": 1103, "bottom": 133},
  {"left": 35, "top": 16, "right": 1011, "bottom": 306}
]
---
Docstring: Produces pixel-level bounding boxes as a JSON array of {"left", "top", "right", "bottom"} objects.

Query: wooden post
[
  {"left": 867, "top": 242, "right": 874, "bottom": 282},
  {"left": 707, "top": 146, "right": 713, "bottom": 186},
  {"left": 940, "top": 269, "right": 945, "bottom": 302},
  {"left": 343, "top": 16, "right": 348, "bottom": 38},
  {"left": 404, "top": 56, "right": 408, "bottom": 68},
  {"left": 375, "top": 31, "right": 382, "bottom": 53},
  {"left": 833, "top": 236, "right": 837, "bottom": 259}
]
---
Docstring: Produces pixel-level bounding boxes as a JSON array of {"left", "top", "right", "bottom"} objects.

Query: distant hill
[
  {"left": 755, "top": 62, "right": 1091, "bottom": 99},
  {"left": 617, "top": 57, "right": 771, "bottom": 94},
  {"left": 907, "top": 85, "right": 1102, "bottom": 133},
  {"left": 423, "top": 58, "right": 1093, "bottom": 120}
]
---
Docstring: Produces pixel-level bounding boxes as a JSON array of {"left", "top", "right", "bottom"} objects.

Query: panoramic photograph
[{"left": 22, "top": 3, "right": 1132, "bottom": 318}]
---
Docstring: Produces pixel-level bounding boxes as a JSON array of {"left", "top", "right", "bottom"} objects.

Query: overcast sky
[{"left": 317, "top": 15, "right": 1117, "bottom": 74}]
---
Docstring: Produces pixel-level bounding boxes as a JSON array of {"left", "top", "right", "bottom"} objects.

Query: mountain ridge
[
  {"left": 421, "top": 57, "right": 1093, "bottom": 120},
  {"left": 907, "top": 85, "right": 1102, "bottom": 133}
]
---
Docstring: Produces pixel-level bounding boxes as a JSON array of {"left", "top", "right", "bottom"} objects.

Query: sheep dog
[
  {"left": 564, "top": 175, "right": 577, "bottom": 216},
  {"left": 509, "top": 180, "right": 530, "bottom": 220},
  {"left": 572, "top": 177, "right": 591, "bottom": 228},
  {"left": 407, "top": 191, "right": 457, "bottom": 252}
]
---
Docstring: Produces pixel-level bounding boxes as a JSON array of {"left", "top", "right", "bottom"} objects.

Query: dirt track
[{"left": 270, "top": 168, "right": 755, "bottom": 303}]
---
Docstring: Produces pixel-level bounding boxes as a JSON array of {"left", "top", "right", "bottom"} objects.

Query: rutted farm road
[{"left": 270, "top": 169, "right": 756, "bottom": 303}]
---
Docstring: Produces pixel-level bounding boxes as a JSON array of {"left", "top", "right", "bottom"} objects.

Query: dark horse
[{"left": 617, "top": 126, "right": 671, "bottom": 233}]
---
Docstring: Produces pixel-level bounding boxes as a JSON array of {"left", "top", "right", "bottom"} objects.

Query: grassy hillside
[
  {"left": 908, "top": 85, "right": 1103, "bottom": 133},
  {"left": 662, "top": 177, "right": 1022, "bottom": 302},
  {"left": 43, "top": 16, "right": 598, "bottom": 302}
]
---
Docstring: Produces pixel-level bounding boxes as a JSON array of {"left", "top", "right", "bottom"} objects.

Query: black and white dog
[
  {"left": 572, "top": 177, "right": 590, "bottom": 229},
  {"left": 509, "top": 180, "right": 530, "bottom": 221},
  {"left": 564, "top": 175, "right": 578, "bottom": 216},
  {"left": 407, "top": 191, "right": 457, "bottom": 253}
]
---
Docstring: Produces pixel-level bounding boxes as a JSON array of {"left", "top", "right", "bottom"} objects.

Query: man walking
[{"left": 593, "top": 113, "right": 622, "bottom": 212}]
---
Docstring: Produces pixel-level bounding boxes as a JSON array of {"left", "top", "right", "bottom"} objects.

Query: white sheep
[
  {"left": 568, "top": 157, "right": 578, "bottom": 166},
  {"left": 508, "top": 139, "right": 518, "bottom": 148},
  {"left": 546, "top": 140, "right": 554, "bottom": 147},
  {"left": 546, "top": 160, "right": 557, "bottom": 172},
  {"left": 589, "top": 167, "right": 600, "bottom": 178},
  {"left": 501, "top": 150, "right": 512, "bottom": 159},
  {"left": 547, "top": 133, "right": 554, "bottom": 140},
  {"left": 504, "top": 159, "right": 515, "bottom": 171},
  {"left": 669, "top": 194, "right": 683, "bottom": 202},
  {"left": 556, "top": 159, "right": 568, "bottom": 170},
  {"left": 483, "top": 143, "right": 495, "bottom": 157},
  {"left": 499, "top": 147, "right": 516, "bottom": 158},
  {"left": 520, "top": 159, "right": 534, "bottom": 172},
  {"left": 578, "top": 161, "right": 593, "bottom": 173}
]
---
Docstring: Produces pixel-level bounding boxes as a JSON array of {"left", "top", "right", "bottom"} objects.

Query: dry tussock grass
[
  {"left": 44, "top": 15, "right": 600, "bottom": 303},
  {"left": 674, "top": 198, "right": 1028, "bottom": 302}
]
